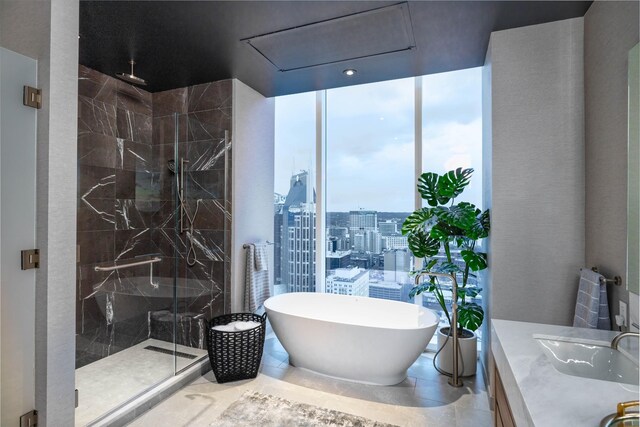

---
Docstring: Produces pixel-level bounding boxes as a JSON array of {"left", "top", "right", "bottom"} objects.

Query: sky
[{"left": 274, "top": 67, "right": 483, "bottom": 212}]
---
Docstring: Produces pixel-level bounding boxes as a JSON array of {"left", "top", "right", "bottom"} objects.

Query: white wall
[
  {"left": 1, "top": 0, "right": 79, "bottom": 425},
  {"left": 231, "top": 79, "right": 275, "bottom": 312},
  {"left": 0, "top": 47, "right": 38, "bottom": 427},
  {"left": 484, "top": 18, "right": 585, "bottom": 326}
]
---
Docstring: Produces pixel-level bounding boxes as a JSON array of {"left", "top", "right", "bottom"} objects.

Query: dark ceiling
[{"left": 79, "top": 1, "right": 592, "bottom": 97}]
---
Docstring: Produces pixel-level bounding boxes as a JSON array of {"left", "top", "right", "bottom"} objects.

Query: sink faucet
[
  {"left": 415, "top": 271, "right": 463, "bottom": 388},
  {"left": 611, "top": 331, "right": 639, "bottom": 350}
]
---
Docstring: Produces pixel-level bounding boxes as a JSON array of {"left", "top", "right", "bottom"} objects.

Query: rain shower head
[{"left": 115, "top": 60, "right": 147, "bottom": 86}]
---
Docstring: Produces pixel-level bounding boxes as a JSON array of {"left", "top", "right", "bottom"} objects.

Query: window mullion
[{"left": 315, "top": 90, "right": 326, "bottom": 293}]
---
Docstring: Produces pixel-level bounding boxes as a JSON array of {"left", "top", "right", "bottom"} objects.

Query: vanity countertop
[{"left": 491, "top": 319, "right": 639, "bottom": 427}]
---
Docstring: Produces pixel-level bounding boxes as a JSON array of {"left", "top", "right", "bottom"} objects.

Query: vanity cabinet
[{"left": 493, "top": 367, "right": 516, "bottom": 427}]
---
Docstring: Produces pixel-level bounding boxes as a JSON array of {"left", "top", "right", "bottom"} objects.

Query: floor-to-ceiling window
[
  {"left": 420, "top": 67, "right": 483, "bottom": 314},
  {"left": 273, "top": 68, "right": 482, "bottom": 312},
  {"left": 273, "top": 92, "right": 316, "bottom": 295},
  {"left": 325, "top": 78, "right": 415, "bottom": 301}
]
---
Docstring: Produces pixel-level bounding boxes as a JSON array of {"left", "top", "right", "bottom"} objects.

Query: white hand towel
[
  {"left": 234, "top": 321, "right": 260, "bottom": 331},
  {"left": 212, "top": 324, "right": 237, "bottom": 332}
]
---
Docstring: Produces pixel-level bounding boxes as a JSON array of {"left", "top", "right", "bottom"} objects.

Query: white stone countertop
[{"left": 491, "top": 319, "right": 639, "bottom": 427}]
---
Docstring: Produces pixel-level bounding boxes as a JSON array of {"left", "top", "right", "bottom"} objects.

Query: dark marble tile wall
[{"left": 76, "top": 65, "right": 232, "bottom": 369}]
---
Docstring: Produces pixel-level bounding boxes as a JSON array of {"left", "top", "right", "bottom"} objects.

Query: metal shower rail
[{"left": 94, "top": 257, "right": 162, "bottom": 272}]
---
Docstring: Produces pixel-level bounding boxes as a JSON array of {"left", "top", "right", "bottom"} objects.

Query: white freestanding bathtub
[{"left": 264, "top": 292, "right": 439, "bottom": 385}]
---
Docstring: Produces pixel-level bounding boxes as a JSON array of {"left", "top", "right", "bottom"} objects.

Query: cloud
[{"left": 274, "top": 67, "right": 483, "bottom": 211}]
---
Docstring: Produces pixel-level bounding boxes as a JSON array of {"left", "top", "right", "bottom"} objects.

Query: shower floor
[{"left": 75, "top": 338, "right": 207, "bottom": 426}]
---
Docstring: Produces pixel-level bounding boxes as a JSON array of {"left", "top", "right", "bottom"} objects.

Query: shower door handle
[{"left": 180, "top": 158, "right": 189, "bottom": 233}]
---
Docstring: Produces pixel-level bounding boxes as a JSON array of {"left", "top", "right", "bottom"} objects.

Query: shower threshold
[{"left": 75, "top": 338, "right": 207, "bottom": 427}]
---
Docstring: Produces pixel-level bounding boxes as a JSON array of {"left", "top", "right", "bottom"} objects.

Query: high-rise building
[
  {"left": 325, "top": 267, "right": 369, "bottom": 296},
  {"left": 369, "top": 281, "right": 403, "bottom": 301},
  {"left": 379, "top": 220, "right": 399, "bottom": 235},
  {"left": 327, "top": 227, "right": 349, "bottom": 251},
  {"left": 352, "top": 229, "right": 382, "bottom": 253},
  {"left": 383, "top": 249, "right": 412, "bottom": 283},
  {"left": 369, "top": 282, "right": 415, "bottom": 302},
  {"left": 326, "top": 250, "right": 351, "bottom": 269},
  {"left": 365, "top": 230, "right": 382, "bottom": 253},
  {"left": 382, "top": 234, "right": 409, "bottom": 250},
  {"left": 275, "top": 171, "right": 316, "bottom": 293},
  {"left": 349, "top": 210, "right": 378, "bottom": 234}
]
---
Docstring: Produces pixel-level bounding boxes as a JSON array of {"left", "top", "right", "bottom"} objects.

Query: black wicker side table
[{"left": 206, "top": 312, "right": 267, "bottom": 383}]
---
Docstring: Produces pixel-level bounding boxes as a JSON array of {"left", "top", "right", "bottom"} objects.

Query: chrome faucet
[
  {"left": 415, "top": 271, "right": 463, "bottom": 387},
  {"left": 611, "top": 331, "right": 640, "bottom": 350}
]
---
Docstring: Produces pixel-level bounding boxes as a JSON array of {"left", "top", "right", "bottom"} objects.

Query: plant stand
[{"left": 435, "top": 327, "right": 477, "bottom": 377}]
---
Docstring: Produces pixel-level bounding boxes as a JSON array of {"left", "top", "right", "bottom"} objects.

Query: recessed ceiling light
[{"left": 343, "top": 69, "right": 357, "bottom": 76}]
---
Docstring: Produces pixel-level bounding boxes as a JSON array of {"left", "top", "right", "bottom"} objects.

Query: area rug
[{"left": 210, "top": 390, "right": 399, "bottom": 427}]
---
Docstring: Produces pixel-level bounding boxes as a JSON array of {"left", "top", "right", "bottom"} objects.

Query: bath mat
[{"left": 210, "top": 390, "right": 399, "bottom": 427}]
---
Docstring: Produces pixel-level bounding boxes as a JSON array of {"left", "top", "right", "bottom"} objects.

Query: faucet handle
[{"left": 617, "top": 401, "right": 639, "bottom": 417}]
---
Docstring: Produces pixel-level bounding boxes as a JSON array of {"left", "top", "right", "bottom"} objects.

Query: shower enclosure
[{"left": 75, "top": 65, "right": 231, "bottom": 425}]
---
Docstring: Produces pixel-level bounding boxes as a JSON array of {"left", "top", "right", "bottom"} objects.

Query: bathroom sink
[{"left": 535, "top": 336, "right": 639, "bottom": 386}]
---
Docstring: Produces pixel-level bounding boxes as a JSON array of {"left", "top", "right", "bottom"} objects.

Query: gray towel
[
  {"left": 254, "top": 243, "right": 268, "bottom": 271},
  {"left": 573, "top": 268, "right": 611, "bottom": 330},
  {"left": 244, "top": 244, "right": 271, "bottom": 313}
]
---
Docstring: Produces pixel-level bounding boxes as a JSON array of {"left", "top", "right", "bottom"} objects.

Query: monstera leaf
[
  {"left": 401, "top": 207, "right": 434, "bottom": 235},
  {"left": 429, "top": 222, "right": 452, "bottom": 241},
  {"left": 460, "top": 250, "right": 487, "bottom": 271},
  {"left": 458, "top": 302, "right": 484, "bottom": 332},
  {"left": 434, "top": 203, "right": 477, "bottom": 230},
  {"left": 437, "top": 168, "right": 473, "bottom": 201},
  {"left": 407, "top": 229, "right": 440, "bottom": 258},
  {"left": 467, "top": 209, "right": 491, "bottom": 240},
  {"left": 417, "top": 172, "right": 441, "bottom": 207},
  {"left": 457, "top": 287, "right": 482, "bottom": 299}
]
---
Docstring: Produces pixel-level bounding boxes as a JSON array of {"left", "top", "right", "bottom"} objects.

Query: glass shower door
[{"left": 173, "top": 112, "right": 229, "bottom": 372}]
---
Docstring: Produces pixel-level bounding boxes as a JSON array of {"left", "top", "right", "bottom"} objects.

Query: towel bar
[
  {"left": 243, "top": 241, "right": 274, "bottom": 249},
  {"left": 591, "top": 267, "right": 623, "bottom": 286}
]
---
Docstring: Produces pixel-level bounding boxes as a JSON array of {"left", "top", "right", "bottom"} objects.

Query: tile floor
[
  {"left": 75, "top": 339, "right": 208, "bottom": 426},
  {"left": 127, "top": 335, "right": 492, "bottom": 427}
]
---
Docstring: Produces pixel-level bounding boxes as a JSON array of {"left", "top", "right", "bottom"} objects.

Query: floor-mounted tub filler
[{"left": 264, "top": 292, "right": 439, "bottom": 385}]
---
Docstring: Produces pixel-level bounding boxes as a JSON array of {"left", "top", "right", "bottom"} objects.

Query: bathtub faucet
[{"left": 414, "top": 271, "right": 463, "bottom": 387}]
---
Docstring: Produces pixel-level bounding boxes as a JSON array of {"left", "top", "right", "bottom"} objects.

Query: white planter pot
[{"left": 435, "top": 327, "right": 477, "bottom": 377}]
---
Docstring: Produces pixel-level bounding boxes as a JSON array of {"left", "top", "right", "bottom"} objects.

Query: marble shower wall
[{"left": 76, "top": 64, "right": 231, "bottom": 368}]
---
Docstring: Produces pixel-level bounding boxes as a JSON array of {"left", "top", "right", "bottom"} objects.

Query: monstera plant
[{"left": 402, "top": 167, "right": 490, "bottom": 339}]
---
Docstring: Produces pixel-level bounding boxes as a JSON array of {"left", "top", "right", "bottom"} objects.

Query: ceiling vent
[{"left": 243, "top": 3, "right": 416, "bottom": 72}]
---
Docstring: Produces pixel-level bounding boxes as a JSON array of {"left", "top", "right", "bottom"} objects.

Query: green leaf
[
  {"left": 437, "top": 168, "right": 473, "bottom": 200},
  {"left": 434, "top": 203, "right": 476, "bottom": 230},
  {"left": 401, "top": 208, "right": 434, "bottom": 235},
  {"left": 467, "top": 209, "right": 491, "bottom": 240},
  {"left": 410, "top": 283, "right": 435, "bottom": 298},
  {"left": 460, "top": 250, "right": 487, "bottom": 271},
  {"left": 458, "top": 302, "right": 484, "bottom": 331},
  {"left": 437, "top": 262, "right": 461, "bottom": 274},
  {"left": 417, "top": 172, "right": 441, "bottom": 207},
  {"left": 429, "top": 222, "right": 450, "bottom": 241},
  {"left": 407, "top": 229, "right": 440, "bottom": 258},
  {"left": 457, "top": 287, "right": 481, "bottom": 299}
]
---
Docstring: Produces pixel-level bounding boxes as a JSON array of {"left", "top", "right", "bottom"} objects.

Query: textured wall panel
[{"left": 487, "top": 17, "right": 585, "bottom": 326}]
